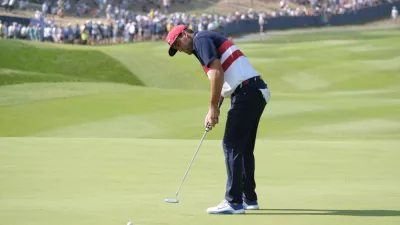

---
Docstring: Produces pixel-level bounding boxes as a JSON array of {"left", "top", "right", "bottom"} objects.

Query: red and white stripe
[
  {"left": 203, "top": 40, "right": 259, "bottom": 97},
  {"left": 218, "top": 40, "right": 244, "bottom": 72}
]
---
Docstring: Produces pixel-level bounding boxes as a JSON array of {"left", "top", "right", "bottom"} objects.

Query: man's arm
[
  {"left": 205, "top": 59, "right": 224, "bottom": 129},
  {"left": 218, "top": 96, "right": 224, "bottom": 108},
  {"left": 193, "top": 37, "right": 224, "bottom": 129},
  {"left": 208, "top": 59, "right": 224, "bottom": 108}
]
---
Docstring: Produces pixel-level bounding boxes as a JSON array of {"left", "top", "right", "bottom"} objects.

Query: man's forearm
[
  {"left": 218, "top": 96, "right": 224, "bottom": 108},
  {"left": 209, "top": 68, "right": 224, "bottom": 108}
]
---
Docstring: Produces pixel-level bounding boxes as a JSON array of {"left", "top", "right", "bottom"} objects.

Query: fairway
[{"left": 1, "top": 29, "right": 400, "bottom": 225}]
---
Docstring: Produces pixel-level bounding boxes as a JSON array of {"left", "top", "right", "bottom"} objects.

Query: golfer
[{"left": 166, "top": 25, "right": 270, "bottom": 214}]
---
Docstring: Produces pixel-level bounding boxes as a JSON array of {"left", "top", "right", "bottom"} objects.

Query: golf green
[{"left": 0, "top": 28, "right": 399, "bottom": 225}]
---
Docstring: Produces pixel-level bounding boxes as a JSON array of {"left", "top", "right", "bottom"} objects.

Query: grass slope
[
  {"left": 101, "top": 43, "right": 210, "bottom": 90},
  {"left": 0, "top": 40, "right": 143, "bottom": 86}
]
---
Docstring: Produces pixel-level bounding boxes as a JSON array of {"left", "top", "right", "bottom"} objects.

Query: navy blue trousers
[{"left": 223, "top": 77, "right": 267, "bottom": 204}]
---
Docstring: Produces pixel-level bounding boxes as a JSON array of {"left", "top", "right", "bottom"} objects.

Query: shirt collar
[
  {"left": 192, "top": 31, "right": 199, "bottom": 49},
  {"left": 190, "top": 32, "right": 199, "bottom": 56}
]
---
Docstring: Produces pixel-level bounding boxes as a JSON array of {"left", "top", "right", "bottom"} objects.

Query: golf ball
[{"left": 127, "top": 222, "right": 132, "bottom": 225}]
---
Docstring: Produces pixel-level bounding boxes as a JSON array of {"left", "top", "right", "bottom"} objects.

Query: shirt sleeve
[{"left": 194, "top": 37, "right": 219, "bottom": 67}]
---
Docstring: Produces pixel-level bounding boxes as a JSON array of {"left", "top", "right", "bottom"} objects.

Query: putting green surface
[
  {"left": 1, "top": 138, "right": 399, "bottom": 225},
  {"left": 1, "top": 29, "right": 400, "bottom": 225}
]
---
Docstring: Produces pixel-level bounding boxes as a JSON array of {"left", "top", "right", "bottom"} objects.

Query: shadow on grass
[{"left": 244, "top": 209, "right": 400, "bottom": 216}]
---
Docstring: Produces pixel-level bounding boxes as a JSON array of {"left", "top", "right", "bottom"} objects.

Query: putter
[{"left": 165, "top": 125, "right": 211, "bottom": 204}]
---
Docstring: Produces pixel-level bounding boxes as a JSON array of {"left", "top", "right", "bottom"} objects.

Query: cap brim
[{"left": 168, "top": 46, "right": 178, "bottom": 57}]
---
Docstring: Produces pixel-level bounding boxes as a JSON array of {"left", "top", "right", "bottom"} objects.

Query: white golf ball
[{"left": 127, "top": 222, "right": 132, "bottom": 225}]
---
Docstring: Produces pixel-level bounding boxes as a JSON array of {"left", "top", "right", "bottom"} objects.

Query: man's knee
[{"left": 223, "top": 136, "right": 248, "bottom": 153}]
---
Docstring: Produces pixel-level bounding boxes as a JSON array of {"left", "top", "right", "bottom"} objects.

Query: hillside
[{"left": 0, "top": 40, "right": 143, "bottom": 86}]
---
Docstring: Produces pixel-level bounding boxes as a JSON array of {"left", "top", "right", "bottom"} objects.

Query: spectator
[
  {"left": 52, "top": 25, "right": 58, "bottom": 42},
  {"left": 163, "top": 0, "right": 169, "bottom": 13},
  {"left": 28, "top": 24, "right": 35, "bottom": 40},
  {"left": 65, "top": 0, "right": 71, "bottom": 11},
  {"left": 20, "top": 25, "right": 27, "bottom": 39},
  {"left": 280, "top": 0, "right": 287, "bottom": 8},
  {"left": 128, "top": 21, "right": 136, "bottom": 42},
  {"left": 63, "top": 23, "right": 72, "bottom": 43},
  {"left": 16, "top": 23, "right": 21, "bottom": 39},
  {"left": 42, "top": 0, "right": 48, "bottom": 15},
  {"left": 81, "top": 25, "right": 88, "bottom": 45},
  {"left": 44, "top": 24, "right": 52, "bottom": 42},
  {"left": 8, "top": 0, "right": 15, "bottom": 12},
  {"left": 258, "top": 12, "right": 265, "bottom": 35},
  {"left": 92, "top": 21, "right": 98, "bottom": 44},
  {"left": 108, "top": 22, "right": 113, "bottom": 44},
  {"left": 56, "top": 25, "right": 63, "bottom": 43},
  {"left": 18, "top": 0, "right": 26, "bottom": 10},
  {"left": 392, "top": 6, "right": 398, "bottom": 24},
  {"left": 8, "top": 22, "right": 15, "bottom": 39},
  {"left": 73, "top": 24, "right": 81, "bottom": 44},
  {"left": 36, "top": 24, "right": 43, "bottom": 42},
  {"left": 1, "top": 0, "right": 7, "bottom": 11},
  {"left": 207, "top": 20, "right": 216, "bottom": 31},
  {"left": 75, "top": 4, "right": 80, "bottom": 16},
  {"left": 2, "top": 22, "right": 7, "bottom": 38},
  {"left": 106, "top": 4, "right": 112, "bottom": 20}
]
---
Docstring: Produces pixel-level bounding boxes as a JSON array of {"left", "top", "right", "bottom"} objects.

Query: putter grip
[
  {"left": 205, "top": 123, "right": 211, "bottom": 132},
  {"left": 205, "top": 101, "right": 222, "bottom": 131}
]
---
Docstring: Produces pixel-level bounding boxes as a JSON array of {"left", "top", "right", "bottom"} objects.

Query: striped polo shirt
[{"left": 192, "top": 31, "right": 260, "bottom": 97}]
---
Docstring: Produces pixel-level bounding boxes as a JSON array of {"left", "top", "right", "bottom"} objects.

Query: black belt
[
  {"left": 232, "top": 76, "right": 263, "bottom": 96},
  {"left": 238, "top": 76, "right": 261, "bottom": 88}
]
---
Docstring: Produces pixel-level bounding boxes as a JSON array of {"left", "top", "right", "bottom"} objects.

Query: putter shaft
[{"left": 174, "top": 128, "right": 209, "bottom": 197}]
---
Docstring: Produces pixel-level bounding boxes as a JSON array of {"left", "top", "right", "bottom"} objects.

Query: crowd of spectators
[{"left": 1, "top": 0, "right": 398, "bottom": 45}]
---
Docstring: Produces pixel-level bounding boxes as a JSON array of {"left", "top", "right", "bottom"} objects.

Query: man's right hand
[{"left": 204, "top": 105, "right": 220, "bottom": 131}]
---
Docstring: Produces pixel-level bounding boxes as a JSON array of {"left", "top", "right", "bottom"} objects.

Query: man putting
[{"left": 166, "top": 25, "right": 270, "bottom": 214}]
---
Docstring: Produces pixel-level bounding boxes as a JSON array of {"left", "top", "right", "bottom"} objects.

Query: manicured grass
[
  {"left": 0, "top": 138, "right": 399, "bottom": 225},
  {"left": 0, "top": 82, "right": 399, "bottom": 140},
  {"left": 0, "top": 40, "right": 143, "bottom": 86},
  {"left": 0, "top": 29, "right": 399, "bottom": 225}
]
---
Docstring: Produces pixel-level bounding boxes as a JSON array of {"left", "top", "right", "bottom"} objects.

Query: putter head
[{"left": 165, "top": 198, "right": 179, "bottom": 203}]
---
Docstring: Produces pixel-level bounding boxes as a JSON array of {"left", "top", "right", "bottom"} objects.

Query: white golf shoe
[
  {"left": 243, "top": 200, "right": 259, "bottom": 210},
  {"left": 206, "top": 200, "right": 245, "bottom": 214}
]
